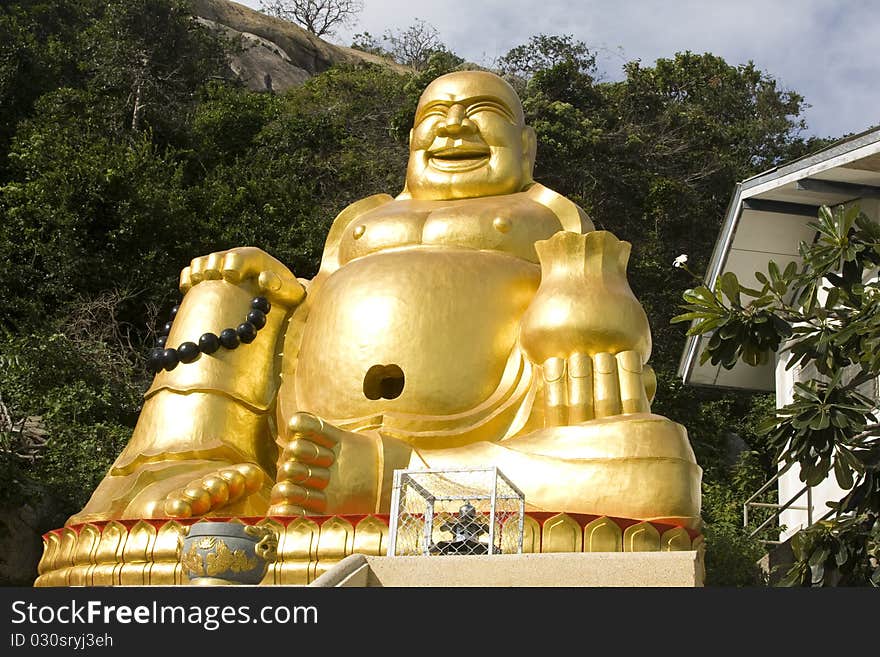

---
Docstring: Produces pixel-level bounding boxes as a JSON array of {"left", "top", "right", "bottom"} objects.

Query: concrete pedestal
[{"left": 310, "top": 551, "right": 705, "bottom": 587}]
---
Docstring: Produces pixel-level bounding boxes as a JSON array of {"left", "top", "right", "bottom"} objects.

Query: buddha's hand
[
  {"left": 179, "top": 246, "right": 305, "bottom": 309},
  {"left": 537, "top": 352, "right": 657, "bottom": 426},
  {"left": 268, "top": 412, "right": 380, "bottom": 516}
]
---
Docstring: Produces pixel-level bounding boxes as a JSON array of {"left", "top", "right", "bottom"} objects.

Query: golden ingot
[{"left": 67, "top": 69, "right": 701, "bottom": 553}]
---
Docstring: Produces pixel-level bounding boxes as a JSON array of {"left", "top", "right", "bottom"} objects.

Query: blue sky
[{"left": 237, "top": 0, "right": 880, "bottom": 140}]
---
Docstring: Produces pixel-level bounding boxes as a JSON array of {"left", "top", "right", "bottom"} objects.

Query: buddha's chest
[{"left": 336, "top": 193, "right": 563, "bottom": 265}]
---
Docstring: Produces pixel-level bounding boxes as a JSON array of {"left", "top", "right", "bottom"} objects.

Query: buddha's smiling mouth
[{"left": 428, "top": 146, "right": 490, "bottom": 172}]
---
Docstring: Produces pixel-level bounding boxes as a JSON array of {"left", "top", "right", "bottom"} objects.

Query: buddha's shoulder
[
  {"left": 332, "top": 193, "right": 397, "bottom": 225},
  {"left": 523, "top": 183, "right": 594, "bottom": 233}
]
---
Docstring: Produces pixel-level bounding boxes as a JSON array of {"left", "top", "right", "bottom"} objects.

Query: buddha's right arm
[{"left": 110, "top": 248, "right": 306, "bottom": 481}]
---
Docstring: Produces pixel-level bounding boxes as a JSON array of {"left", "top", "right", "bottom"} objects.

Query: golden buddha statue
[{"left": 68, "top": 70, "right": 701, "bottom": 537}]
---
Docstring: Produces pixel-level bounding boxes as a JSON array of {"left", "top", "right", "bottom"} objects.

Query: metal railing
[
  {"left": 743, "top": 462, "right": 837, "bottom": 545},
  {"left": 743, "top": 462, "right": 810, "bottom": 545}
]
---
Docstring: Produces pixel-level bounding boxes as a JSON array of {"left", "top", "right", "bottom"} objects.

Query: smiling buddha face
[{"left": 404, "top": 70, "right": 537, "bottom": 201}]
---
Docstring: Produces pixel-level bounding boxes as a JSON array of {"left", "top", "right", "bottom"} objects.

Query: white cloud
[{"left": 234, "top": 0, "right": 880, "bottom": 139}]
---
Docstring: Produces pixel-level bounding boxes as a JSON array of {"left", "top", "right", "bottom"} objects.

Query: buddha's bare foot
[
  {"left": 163, "top": 463, "right": 264, "bottom": 518},
  {"left": 269, "top": 412, "right": 380, "bottom": 516}
]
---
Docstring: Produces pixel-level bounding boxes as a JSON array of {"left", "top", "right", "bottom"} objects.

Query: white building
[{"left": 677, "top": 126, "right": 880, "bottom": 543}]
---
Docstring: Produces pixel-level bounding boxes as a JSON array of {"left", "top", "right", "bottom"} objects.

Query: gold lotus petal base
[{"left": 34, "top": 514, "right": 702, "bottom": 587}]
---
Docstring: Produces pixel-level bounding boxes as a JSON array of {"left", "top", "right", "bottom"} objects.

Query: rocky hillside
[{"left": 192, "top": 0, "right": 408, "bottom": 92}]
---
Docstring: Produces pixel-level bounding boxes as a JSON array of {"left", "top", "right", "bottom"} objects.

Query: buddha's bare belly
[{"left": 293, "top": 247, "right": 540, "bottom": 421}]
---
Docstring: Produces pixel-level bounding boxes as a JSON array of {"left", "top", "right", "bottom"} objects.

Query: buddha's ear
[
  {"left": 395, "top": 130, "right": 414, "bottom": 200},
  {"left": 521, "top": 125, "right": 537, "bottom": 182}
]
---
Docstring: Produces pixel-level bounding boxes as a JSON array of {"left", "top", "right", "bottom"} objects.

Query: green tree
[
  {"left": 0, "top": 0, "right": 100, "bottom": 177},
  {"left": 675, "top": 204, "right": 880, "bottom": 585},
  {"left": 80, "top": 0, "right": 230, "bottom": 140},
  {"left": 352, "top": 20, "right": 460, "bottom": 73},
  {"left": 497, "top": 33, "right": 597, "bottom": 91}
]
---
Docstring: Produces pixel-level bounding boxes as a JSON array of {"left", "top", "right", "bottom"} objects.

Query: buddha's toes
[
  {"left": 269, "top": 412, "right": 338, "bottom": 516},
  {"left": 163, "top": 463, "right": 264, "bottom": 518}
]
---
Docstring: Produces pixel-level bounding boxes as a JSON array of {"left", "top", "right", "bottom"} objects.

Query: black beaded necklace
[{"left": 147, "top": 296, "right": 271, "bottom": 373}]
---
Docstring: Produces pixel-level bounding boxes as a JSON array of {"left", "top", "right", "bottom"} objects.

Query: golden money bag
[{"left": 519, "top": 230, "right": 652, "bottom": 364}]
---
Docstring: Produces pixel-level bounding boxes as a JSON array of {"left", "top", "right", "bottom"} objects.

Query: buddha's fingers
[
  {"left": 269, "top": 481, "right": 327, "bottom": 513},
  {"left": 593, "top": 352, "right": 622, "bottom": 418},
  {"left": 616, "top": 351, "right": 651, "bottom": 414},
  {"left": 566, "top": 353, "right": 594, "bottom": 423},
  {"left": 220, "top": 248, "right": 306, "bottom": 308},
  {"left": 261, "top": 271, "right": 305, "bottom": 307},
  {"left": 541, "top": 357, "right": 568, "bottom": 426},
  {"left": 220, "top": 250, "right": 245, "bottom": 285},
  {"left": 643, "top": 364, "right": 657, "bottom": 404},
  {"left": 188, "top": 253, "right": 211, "bottom": 285},
  {"left": 179, "top": 266, "right": 192, "bottom": 295},
  {"left": 277, "top": 460, "right": 330, "bottom": 491},
  {"left": 201, "top": 252, "right": 223, "bottom": 280}
]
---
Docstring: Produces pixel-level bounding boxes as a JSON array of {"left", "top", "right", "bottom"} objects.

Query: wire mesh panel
[{"left": 388, "top": 467, "right": 525, "bottom": 556}]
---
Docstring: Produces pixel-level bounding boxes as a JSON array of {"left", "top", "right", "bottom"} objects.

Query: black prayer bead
[
  {"left": 146, "top": 348, "right": 165, "bottom": 374},
  {"left": 169, "top": 304, "right": 180, "bottom": 319},
  {"left": 160, "top": 321, "right": 174, "bottom": 336},
  {"left": 198, "top": 332, "right": 220, "bottom": 354},
  {"left": 251, "top": 296, "right": 271, "bottom": 314},
  {"left": 177, "top": 341, "right": 200, "bottom": 363},
  {"left": 246, "top": 309, "right": 267, "bottom": 330},
  {"left": 219, "top": 328, "right": 240, "bottom": 349},
  {"left": 236, "top": 322, "right": 257, "bottom": 344},
  {"left": 156, "top": 335, "right": 167, "bottom": 348},
  {"left": 162, "top": 348, "right": 179, "bottom": 371}
]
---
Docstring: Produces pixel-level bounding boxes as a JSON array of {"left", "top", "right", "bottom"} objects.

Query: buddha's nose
[{"left": 437, "top": 104, "right": 475, "bottom": 137}]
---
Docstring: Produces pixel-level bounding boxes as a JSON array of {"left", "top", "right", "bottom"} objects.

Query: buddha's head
[{"left": 403, "top": 70, "right": 536, "bottom": 201}]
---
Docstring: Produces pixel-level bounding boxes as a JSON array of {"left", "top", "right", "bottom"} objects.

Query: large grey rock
[{"left": 192, "top": 0, "right": 408, "bottom": 93}]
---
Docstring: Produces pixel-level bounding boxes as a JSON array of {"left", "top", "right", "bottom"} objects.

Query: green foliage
[
  {"left": 498, "top": 34, "right": 597, "bottom": 90},
  {"left": 350, "top": 32, "right": 390, "bottom": 59},
  {"left": 0, "top": 324, "right": 146, "bottom": 518},
  {"left": 1, "top": 97, "right": 194, "bottom": 327},
  {"left": 780, "top": 515, "right": 880, "bottom": 586},
  {"left": 674, "top": 271, "right": 792, "bottom": 368},
  {"left": 0, "top": 0, "right": 100, "bottom": 174},
  {"left": 351, "top": 20, "right": 461, "bottom": 73},
  {"left": 189, "top": 63, "right": 412, "bottom": 278},
  {"left": 685, "top": 393, "right": 776, "bottom": 585},
  {"left": 678, "top": 203, "right": 880, "bottom": 585},
  {"left": 701, "top": 468, "right": 770, "bottom": 586},
  {"left": 80, "top": 0, "right": 231, "bottom": 140}
]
